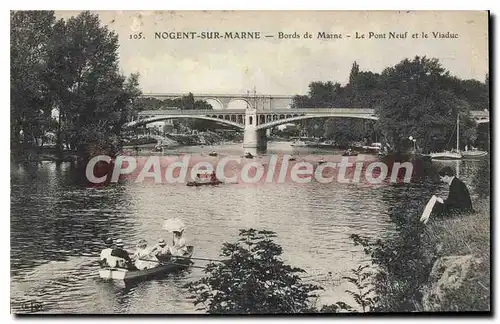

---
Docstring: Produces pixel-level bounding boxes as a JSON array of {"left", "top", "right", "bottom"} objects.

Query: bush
[
  {"left": 184, "top": 229, "right": 323, "bottom": 314},
  {"left": 420, "top": 200, "right": 490, "bottom": 311}
]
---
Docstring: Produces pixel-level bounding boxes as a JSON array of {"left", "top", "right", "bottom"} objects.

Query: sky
[{"left": 55, "top": 10, "right": 489, "bottom": 96}]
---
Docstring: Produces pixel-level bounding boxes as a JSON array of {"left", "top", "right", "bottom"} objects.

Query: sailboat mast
[{"left": 456, "top": 113, "right": 459, "bottom": 151}]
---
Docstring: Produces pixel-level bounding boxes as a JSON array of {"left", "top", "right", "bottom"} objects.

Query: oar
[
  {"left": 136, "top": 258, "right": 206, "bottom": 269},
  {"left": 170, "top": 262, "right": 206, "bottom": 269},
  {"left": 139, "top": 256, "right": 225, "bottom": 263},
  {"left": 174, "top": 255, "right": 225, "bottom": 263},
  {"left": 137, "top": 257, "right": 171, "bottom": 263}
]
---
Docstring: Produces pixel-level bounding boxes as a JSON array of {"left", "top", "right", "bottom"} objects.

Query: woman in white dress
[
  {"left": 133, "top": 239, "right": 157, "bottom": 270},
  {"left": 170, "top": 230, "right": 188, "bottom": 256}
]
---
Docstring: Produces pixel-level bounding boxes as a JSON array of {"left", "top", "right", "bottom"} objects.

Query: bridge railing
[
  {"left": 288, "top": 108, "right": 374, "bottom": 114},
  {"left": 139, "top": 110, "right": 231, "bottom": 115},
  {"left": 138, "top": 108, "right": 488, "bottom": 117},
  {"left": 138, "top": 108, "right": 376, "bottom": 116}
]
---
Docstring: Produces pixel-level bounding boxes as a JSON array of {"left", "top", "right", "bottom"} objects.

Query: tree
[
  {"left": 291, "top": 56, "right": 484, "bottom": 153},
  {"left": 10, "top": 11, "right": 56, "bottom": 151},
  {"left": 185, "top": 229, "right": 322, "bottom": 314},
  {"left": 375, "top": 56, "right": 476, "bottom": 153},
  {"left": 349, "top": 61, "right": 360, "bottom": 85},
  {"left": 45, "top": 11, "right": 141, "bottom": 158},
  {"left": 323, "top": 118, "right": 370, "bottom": 147}
]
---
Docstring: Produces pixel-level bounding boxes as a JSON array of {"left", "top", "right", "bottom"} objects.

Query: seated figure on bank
[{"left": 433, "top": 166, "right": 474, "bottom": 217}]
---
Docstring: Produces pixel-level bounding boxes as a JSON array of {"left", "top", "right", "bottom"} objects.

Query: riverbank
[
  {"left": 123, "top": 131, "right": 242, "bottom": 148},
  {"left": 10, "top": 147, "right": 78, "bottom": 164},
  {"left": 418, "top": 200, "right": 490, "bottom": 311}
]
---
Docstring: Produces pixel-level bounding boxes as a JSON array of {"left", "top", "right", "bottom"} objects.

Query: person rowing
[
  {"left": 151, "top": 238, "right": 172, "bottom": 262},
  {"left": 99, "top": 237, "right": 115, "bottom": 267},
  {"left": 110, "top": 239, "right": 134, "bottom": 269}
]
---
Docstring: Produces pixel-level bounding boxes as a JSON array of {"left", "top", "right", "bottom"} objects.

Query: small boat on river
[
  {"left": 99, "top": 246, "right": 194, "bottom": 282},
  {"left": 208, "top": 151, "right": 218, "bottom": 157},
  {"left": 342, "top": 150, "right": 358, "bottom": 157},
  {"left": 360, "top": 142, "right": 382, "bottom": 154},
  {"left": 187, "top": 180, "right": 223, "bottom": 187},
  {"left": 430, "top": 151, "right": 462, "bottom": 160},
  {"left": 462, "top": 147, "right": 488, "bottom": 158}
]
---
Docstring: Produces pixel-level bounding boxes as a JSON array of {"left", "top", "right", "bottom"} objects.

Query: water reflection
[{"left": 10, "top": 143, "right": 490, "bottom": 313}]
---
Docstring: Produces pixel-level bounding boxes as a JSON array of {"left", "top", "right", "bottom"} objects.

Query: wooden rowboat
[
  {"left": 462, "top": 150, "right": 488, "bottom": 158},
  {"left": 99, "top": 246, "right": 194, "bottom": 281},
  {"left": 187, "top": 180, "right": 223, "bottom": 187}
]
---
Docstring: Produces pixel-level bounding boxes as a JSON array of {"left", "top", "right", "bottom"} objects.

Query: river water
[{"left": 10, "top": 142, "right": 490, "bottom": 314}]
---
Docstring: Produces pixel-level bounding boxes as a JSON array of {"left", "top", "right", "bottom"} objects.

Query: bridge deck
[
  {"left": 138, "top": 108, "right": 488, "bottom": 117},
  {"left": 138, "top": 108, "right": 376, "bottom": 115}
]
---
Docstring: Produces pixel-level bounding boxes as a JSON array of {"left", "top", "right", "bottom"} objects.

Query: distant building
[{"left": 146, "top": 120, "right": 174, "bottom": 134}]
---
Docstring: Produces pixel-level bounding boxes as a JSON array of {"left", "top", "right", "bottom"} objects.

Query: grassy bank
[{"left": 420, "top": 199, "right": 490, "bottom": 311}]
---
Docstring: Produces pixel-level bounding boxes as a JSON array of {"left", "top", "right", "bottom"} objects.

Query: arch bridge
[
  {"left": 126, "top": 108, "right": 489, "bottom": 154},
  {"left": 141, "top": 93, "right": 294, "bottom": 110}
]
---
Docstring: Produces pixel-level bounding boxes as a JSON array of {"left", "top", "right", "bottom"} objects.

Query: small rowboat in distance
[
  {"left": 99, "top": 246, "right": 194, "bottom": 282},
  {"left": 186, "top": 180, "right": 223, "bottom": 187},
  {"left": 462, "top": 150, "right": 488, "bottom": 158}
]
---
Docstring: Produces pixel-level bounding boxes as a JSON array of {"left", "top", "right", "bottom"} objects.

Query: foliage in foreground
[
  {"left": 184, "top": 201, "right": 490, "bottom": 314},
  {"left": 420, "top": 201, "right": 490, "bottom": 311},
  {"left": 185, "top": 229, "right": 377, "bottom": 314},
  {"left": 350, "top": 198, "right": 490, "bottom": 312},
  {"left": 184, "top": 229, "right": 324, "bottom": 314}
]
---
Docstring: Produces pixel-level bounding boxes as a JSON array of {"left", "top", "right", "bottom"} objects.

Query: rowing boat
[
  {"left": 187, "top": 180, "right": 223, "bottom": 186},
  {"left": 99, "top": 246, "right": 194, "bottom": 281},
  {"left": 462, "top": 150, "right": 488, "bottom": 158}
]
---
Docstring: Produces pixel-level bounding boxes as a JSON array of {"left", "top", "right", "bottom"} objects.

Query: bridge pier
[
  {"left": 243, "top": 109, "right": 267, "bottom": 154},
  {"left": 243, "top": 127, "right": 267, "bottom": 155}
]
